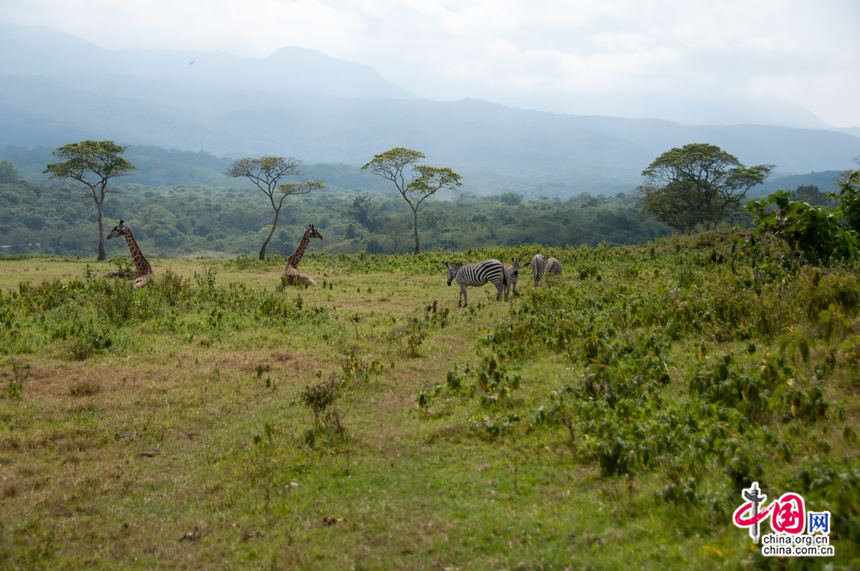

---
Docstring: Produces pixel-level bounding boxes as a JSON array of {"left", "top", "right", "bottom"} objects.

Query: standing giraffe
[
  {"left": 106, "top": 220, "right": 154, "bottom": 288},
  {"left": 284, "top": 224, "right": 323, "bottom": 286}
]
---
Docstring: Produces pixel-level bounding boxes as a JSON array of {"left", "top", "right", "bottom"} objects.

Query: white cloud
[{"left": 1, "top": 0, "right": 858, "bottom": 126}]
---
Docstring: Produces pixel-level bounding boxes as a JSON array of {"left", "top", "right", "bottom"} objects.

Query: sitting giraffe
[
  {"left": 107, "top": 220, "right": 154, "bottom": 288},
  {"left": 284, "top": 224, "right": 323, "bottom": 286}
]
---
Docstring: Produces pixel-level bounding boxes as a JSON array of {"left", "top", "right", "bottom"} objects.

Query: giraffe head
[
  {"left": 107, "top": 220, "right": 128, "bottom": 240},
  {"left": 307, "top": 224, "right": 323, "bottom": 240}
]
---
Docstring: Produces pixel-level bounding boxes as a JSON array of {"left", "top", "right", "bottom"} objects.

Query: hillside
[
  {"left": 0, "top": 232, "right": 857, "bottom": 567},
  {"left": 752, "top": 170, "right": 846, "bottom": 197},
  {"left": 0, "top": 145, "right": 389, "bottom": 190},
  {"left": 2, "top": 24, "right": 859, "bottom": 195},
  {"left": 0, "top": 23, "right": 411, "bottom": 101}
]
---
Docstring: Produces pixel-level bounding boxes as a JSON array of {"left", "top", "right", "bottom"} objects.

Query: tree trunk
[
  {"left": 96, "top": 202, "right": 106, "bottom": 261},
  {"left": 412, "top": 208, "right": 420, "bottom": 254},
  {"left": 259, "top": 207, "right": 281, "bottom": 260}
]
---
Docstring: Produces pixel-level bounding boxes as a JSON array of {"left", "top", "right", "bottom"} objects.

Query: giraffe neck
[
  {"left": 288, "top": 229, "right": 312, "bottom": 268},
  {"left": 123, "top": 228, "right": 152, "bottom": 275}
]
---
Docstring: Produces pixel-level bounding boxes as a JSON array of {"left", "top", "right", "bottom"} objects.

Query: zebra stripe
[
  {"left": 445, "top": 259, "right": 506, "bottom": 307},
  {"left": 530, "top": 254, "right": 545, "bottom": 286}
]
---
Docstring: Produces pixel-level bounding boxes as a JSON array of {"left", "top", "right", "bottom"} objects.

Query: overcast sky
[{"left": 2, "top": 0, "right": 859, "bottom": 127}]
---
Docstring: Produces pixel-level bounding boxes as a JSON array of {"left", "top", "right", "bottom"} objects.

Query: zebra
[
  {"left": 530, "top": 253, "right": 545, "bottom": 286},
  {"left": 445, "top": 259, "right": 506, "bottom": 307},
  {"left": 504, "top": 258, "right": 520, "bottom": 299},
  {"left": 544, "top": 257, "right": 562, "bottom": 279}
]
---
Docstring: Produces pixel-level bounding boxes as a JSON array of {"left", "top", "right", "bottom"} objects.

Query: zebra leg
[
  {"left": 459, "top": 283, "right": 467, "bottom": 307},
  {"left": 495, "top": 281, "right": 504, "bottom": 301}
]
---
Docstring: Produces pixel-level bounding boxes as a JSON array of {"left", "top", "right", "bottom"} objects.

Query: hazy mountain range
[{"left": 1, "top": 23, "right": 858, "bottom": 195}]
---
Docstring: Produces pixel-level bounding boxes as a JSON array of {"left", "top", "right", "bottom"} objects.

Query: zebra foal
[
  {"left": 504, "top": 258, "right": 520, "bottom": 299},
  {"left": 445, "top": 259, "right": 506, "bottom": 307},
  {"left": 530, "top": 254, "right": 545, "bottom": 286}
]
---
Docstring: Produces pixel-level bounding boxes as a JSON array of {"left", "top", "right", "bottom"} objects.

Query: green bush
[
  {"left": 747, "top": 189, "right": 858, "bottom": 263},
  {"left": 834, "top": 170, "right": 860, "bottom": 233}
]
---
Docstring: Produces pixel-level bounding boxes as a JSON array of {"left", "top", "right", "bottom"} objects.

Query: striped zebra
[
  {"left": 445, "top": 259, "right": 506, "bottom": 307},
  {"left": 530, "top": 254, "right": 545, "bottom": 286},
  {"left": 545, "top": 257, "right": 562, "bottom": 278},
  {"left": 504, "top": 258, "right": 520, "bottom": 299}
]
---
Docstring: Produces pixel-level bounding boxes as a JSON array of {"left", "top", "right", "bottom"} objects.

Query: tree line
[
  {"left": 0, "top": 169, "right": 667, "bottom": 257},
  {"left": 35, "top": 142, "right": 464, "bottom": 259},
  {"left": 2, "top": 139, "right": 852, "bottom": 260}
]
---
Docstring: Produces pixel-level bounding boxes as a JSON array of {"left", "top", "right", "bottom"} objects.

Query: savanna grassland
[{"left": 0, "top": 232, "right": 858, "bottom": 569}]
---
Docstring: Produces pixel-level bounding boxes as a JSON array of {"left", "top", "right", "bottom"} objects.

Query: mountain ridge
[{"left": 2, "top": 23, "right": 859, "bottom": 194}]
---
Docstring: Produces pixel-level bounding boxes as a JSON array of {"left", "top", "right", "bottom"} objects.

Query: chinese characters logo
[{"left": 732, "top": 482, "right": 834, "bottom": 557}]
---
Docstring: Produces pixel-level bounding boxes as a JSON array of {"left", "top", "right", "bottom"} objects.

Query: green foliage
[
  {"left": 108, "top": 256, "right": 135, "bottom": 276},
  {"left": 794, "top": 458, "right": 860, "bottom": 543},
  {"left": 42, "top": 140, "right": 136, "bottom": 260},
  {"left": 474, "top": 353, "right": 521, "bottom": 408},
  {"left": 340, "top": 347, "right": 382, "bottom": 383},
  {"left": 689, "top": 352, "right": 827, "bottom": 423},
  {"left": 793, "top": 184, "right": 833, "bottom": 206},
  {"left": 50, "top": 312, "right": 115, "bottom": 360},
  {"left": 746, "top": 189, "right": 859, "bottom": 263},
  {"left": 834, "top": 169, "right": 860, "bottom": 233},
  {"left": 1, "top": 233, "right": 858, "bottom": 567},
  {"left": 301, "top": 377, "right": 345, "bottom": 440},
  {"left": 640, "top": 143, "right": 772, "bottom": 230},
  {"left": 44, "top": 140, "right": 135, "bottom": 183},
  {"left": 0, "top": 180, "right": 668, "bottom": 256},
  {"left": 5, "top": 359, "right": 29, "bottom": 400},
  {"left": 362, "top": 147, "right": 462, "bottom": 253},
  {"left": 422, "top": 229, "right": 859, "bottom": 513},
  {"left": 0, "top": 269, "right": 326, "bottom": 358},
  {"left": 227, "top": 156, "right": 325, "bottom": 259}
]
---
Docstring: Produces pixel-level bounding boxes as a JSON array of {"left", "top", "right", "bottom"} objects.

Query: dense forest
[
  {"left": 0, "top": 176, "right": 668, "bottom": 257},
  {"left": 0, "top": 144, "right": 847, "bottom": 258}
]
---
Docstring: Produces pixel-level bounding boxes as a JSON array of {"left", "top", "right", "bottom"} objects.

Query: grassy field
[{"left": 0, "top": 233, "right": 858, "bottom": 569}]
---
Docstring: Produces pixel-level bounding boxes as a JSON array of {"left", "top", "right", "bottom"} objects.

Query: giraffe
[
  {"left": 283, "top": 224, "right": 323, "bottom": 286},
  {"left": 106, "top": 220, "right": 154, "bottom": 288}
]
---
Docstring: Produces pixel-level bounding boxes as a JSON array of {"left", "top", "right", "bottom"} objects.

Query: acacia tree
[
  {"left": 639, "top": 143, "right": 772, "bottom": 231},
  {"left": 44, "top": 140, "right": 135, "bottom": 260},
  {"left": 362, "top": 147, "right": 462, "bottom": 253},
  {"left": 227, "top": 156, "right": 324, "bottom": 259}
]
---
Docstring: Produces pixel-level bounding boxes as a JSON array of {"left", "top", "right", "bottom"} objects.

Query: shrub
[
  {"left": 746, "top": 190, "right": 858, "bottom": 264},
  {"left": 301, "top": 377, "right": 344, "bottom": 437},
  {"left": 834, "top": 169, "right": 860, "bottom": 233},
  {"left": 6, "top": 359, "right": 29, "bottom": 400},
  {"left": 51, "top": 316, "right": 115, "bottom": 360}
]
